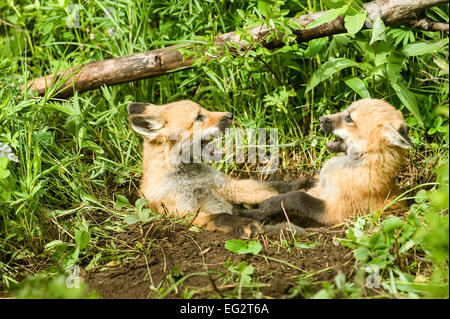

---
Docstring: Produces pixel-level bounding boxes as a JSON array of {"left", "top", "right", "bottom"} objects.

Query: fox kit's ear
[
  {"left": 127, "top": 102, "right": 157, "bottom": 115},
  {"left": 129, "top": 115, "right": 165, "bottom": 139},
  {"left": 382, "top": 123, "right": 414, "bottom": 149},
  {"left": 127, "top": 102, "right": 164, "bottom": 140}
]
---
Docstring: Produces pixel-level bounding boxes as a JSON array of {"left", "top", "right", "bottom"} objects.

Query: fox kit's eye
[
  {"left": 344, "top": 114, "right": 353, "bottom": 124},
  {"left": 194, "top": 114, "right": 204, "bottom": 122}
]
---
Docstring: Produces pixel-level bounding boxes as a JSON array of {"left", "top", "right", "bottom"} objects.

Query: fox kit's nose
[
  {"left": 223, "top": 112, "right": 233, "bottom": 120},
  {"left": 319, "top": 116, "right": 333, "bottom": 133},
  {"left": 218, "top": 112, "right": 233, "bottom": 131}
]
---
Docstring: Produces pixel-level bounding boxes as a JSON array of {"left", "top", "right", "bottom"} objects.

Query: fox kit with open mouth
[
  {"left": 259, "top": 99, "right": 414, "bottom": 225},
  {"left": 127, "top": 100, "right": 312, "bottom": 237}
]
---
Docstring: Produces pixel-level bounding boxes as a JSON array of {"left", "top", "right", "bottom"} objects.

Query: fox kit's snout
[
  {"left": 319, "top": 99, "right": 413, "bottom": 155},
  {"left": 261, "top": 99, "right": 414, "bottom": 226}
]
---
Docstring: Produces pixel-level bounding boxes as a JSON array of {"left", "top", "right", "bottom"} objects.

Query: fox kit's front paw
[
  {"left": 233, "top": 218, "right": 264, "bottom": 239},
  {"left": 203, "top": 213, "right": 263, "bottom": 239}
]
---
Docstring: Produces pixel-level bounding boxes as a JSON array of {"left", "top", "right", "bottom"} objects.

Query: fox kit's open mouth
[
  {"left": 200, "top": 128, "right": 225, "bottom": 159},
  {"left": 326, "top": 135, "right": 347, "bottom": 153},
  {"left": 200, "top": 117, "right": 232, "bottom": 159}
]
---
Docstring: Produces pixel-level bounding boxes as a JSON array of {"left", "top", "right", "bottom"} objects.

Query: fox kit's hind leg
[
  {"left": 218, "top": 175, "right": 317, "bottom": 206},
  {"left": 259, "top": 191, "right": 330, "bottom": 224},
  {"left": 218, "top": 179, "right": 279, "bottom": 205}
]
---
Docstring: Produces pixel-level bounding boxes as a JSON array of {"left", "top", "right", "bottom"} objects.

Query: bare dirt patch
[
  {"left": 84, "top": 220, "right": 354, "bottom": 299},
  {"left": 83, "top": 160, "right": 424, "bottom": 299}
]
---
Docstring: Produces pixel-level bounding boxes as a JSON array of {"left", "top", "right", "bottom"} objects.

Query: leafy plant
[
  {"left": 225, "top": 239, "right": 262, "bottom": 255},
  {"left": 312, "top": 271, "right": 360, "bottom": 299},
  {"left": 12, "top": 271, "right": 99, "bottom": 299}
]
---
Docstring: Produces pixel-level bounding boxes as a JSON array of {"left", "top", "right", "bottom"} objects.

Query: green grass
[{"left": 0, "top": 0, "right": 448, "bottom": 298}]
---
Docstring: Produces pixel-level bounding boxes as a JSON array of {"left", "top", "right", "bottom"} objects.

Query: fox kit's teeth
[
  {"left": 326, "top": 135, "right": 346, "bottom": 153},
  {"left": 327, "top": 140, "right": 341, "bottom": 148}
]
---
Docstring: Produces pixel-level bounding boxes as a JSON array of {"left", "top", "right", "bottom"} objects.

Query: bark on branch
[{"left": 25, "top": 0, "right": 449, "bottom": 98}]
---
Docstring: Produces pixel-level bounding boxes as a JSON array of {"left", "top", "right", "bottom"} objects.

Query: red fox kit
[
  {"left": 259, "top": 99, "right": 413, "bottom": 225},
  {"left": 127, "top": 100, "right": 311, "bottom": 237}
]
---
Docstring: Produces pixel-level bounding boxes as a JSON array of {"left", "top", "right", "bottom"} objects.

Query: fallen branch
[
  {"left": 24, "top": 0, "right": 448, "bottom": 98},
  {"left": 409, "top": 18, "right": 450, "bottom": 31}
]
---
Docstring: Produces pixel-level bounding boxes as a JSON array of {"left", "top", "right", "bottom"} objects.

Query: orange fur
[
  {"left": 309, "top": 99, "right": 411, "bottom": 224},
  {"left": 127, "top": 100, "right": 298, "bottom": 237}
]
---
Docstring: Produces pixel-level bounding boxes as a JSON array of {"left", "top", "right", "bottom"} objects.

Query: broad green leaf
[
  {"left": 434, "top": 57, "right": 449, "bottom": 75},
  {"left": 257, "top": 1, "right": 270, "bottom": 13},
  {"left": 372, "top": 255, "right": 391, "bottom": 269},
  {"left": 306, "top": 6, "right": 348, "bottom": 29},
  {"left": 312, "top": 289, "right": 333, "bottom": 299},
  {"left": 306, "top": 58, "right": 359, "bottom": 92},
  {"left": 370, "top": 17, "right": 386, "bottom": 45},
  {"left": 344, "top": 12, "right": 367, "bottom": 35},
  {"left": 140, "top": 209, "right": 150, "bottom": 221},
  {"left": 115, "top": 194, "right": 131, "bottom": 210},
  {"left": 124, "top": 214, "right": 140, "bottom": 225},
  {"left": 369, "top": 232, "right": 386, "bottom": 250},
  {"left": 0, "top": 167, "right": 10, "bottom": 179},
  {"left": 225, "top": 239, "right": 261, "bottom": 255},
  {"left": 135, "top": 198, "right": 149, "bottom": 210},
  {"left": 225, "top": 239, "right": 247, "bottom": 253},
  {"left": 75, "top": 230, "right": 90, "bottom": 250},
  {"left": 415, "top": 190, "right": 427, "bottom": 204},
  {"left": 240, "top": 263, "right": 254, "bottom": 276},
  {"left": 139, "top": 209, "right": 158, "bottom": 223},
  {"left": 45, "top": 240, "right": 66, "bottom": 250},
  {"left": 403, "top": 39, "right": 448, "bottom": 57},
  {"left": 390, "top": 81, "right": 423, "bottom": 127},
  {"left": 247, "top": 241, "right": 262, "bottom": 255},
  {"left": 354, "top": 247, "right": 371, "bottom": 262},
  {"left": 344, "top": 77, "right": 370, "bottom": 98},
  {"left": 382, "top": 217, "right": 403, "bottom": 233},
  {"left": 0, "top": 157, "right": 8, "bottom": 170},
  {"left": 334, "top": 271, "right": 347, "bottom": 289}
]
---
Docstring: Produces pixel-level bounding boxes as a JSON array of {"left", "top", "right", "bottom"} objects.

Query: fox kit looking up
[
  {"left": 259, "top": 99, "right": 413, "bottom": 225},
  {"left": 127, "top": 100, "right": 311, "bottom": 238}
]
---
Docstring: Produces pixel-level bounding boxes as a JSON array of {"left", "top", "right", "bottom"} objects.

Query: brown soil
[
  {"left": 84, "top": 220, "right": 354, "bottom": 299},
  {"left": 83, "top": 158, "right": 424, "bottom": 299}
]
